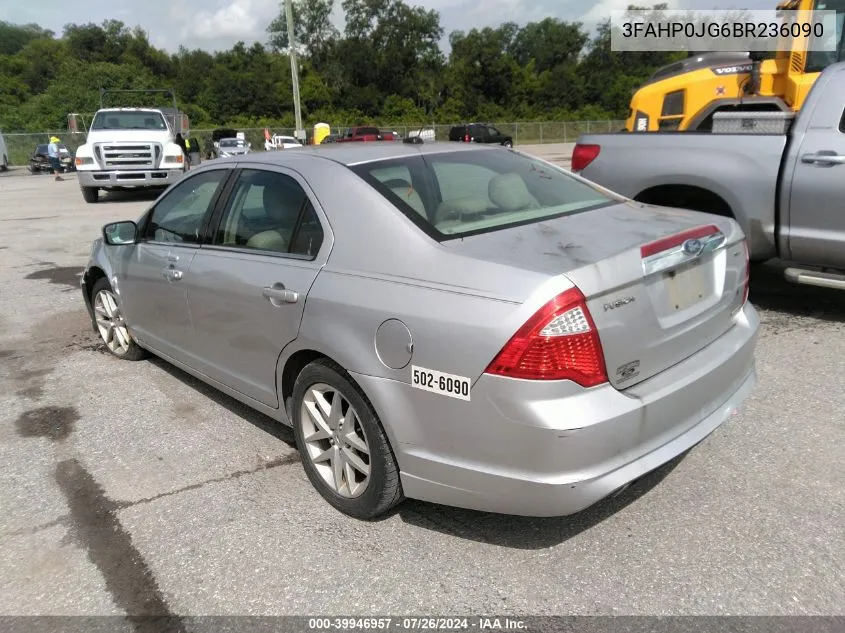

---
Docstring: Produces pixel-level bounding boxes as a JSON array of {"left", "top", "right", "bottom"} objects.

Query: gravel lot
[{"left": 1, "top": 145, "right": 843, "bottom": 618}]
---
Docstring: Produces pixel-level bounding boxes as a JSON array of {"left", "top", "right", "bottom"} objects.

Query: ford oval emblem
[{"left": 683, "top": 238, "right": 704, "bottom": 255}]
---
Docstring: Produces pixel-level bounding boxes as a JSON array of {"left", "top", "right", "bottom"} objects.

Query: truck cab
[
  {"left": 626, "top": 0, "right": 845, "bottom": 132},
  {"left": 73, "top": 90, "right": 190, "bottom": 203}
]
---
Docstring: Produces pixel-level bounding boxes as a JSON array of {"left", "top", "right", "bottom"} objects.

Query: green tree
[
  {"left": 267, "top": 0, "right": 339, "bottom": 58},
  {"left": 0, "top": 21, "right": 53, "bottom": 55},
  {"left": 0, "top": 4, "right": 685, "bottom": 133}
]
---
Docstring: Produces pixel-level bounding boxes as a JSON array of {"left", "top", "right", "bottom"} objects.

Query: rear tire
[
  {"left": 503, "top": 140, "right": 513, "bottom": 148},
  {"left": 81, "top": 186, "right": 99, "bottom": 203},
  {"left": 292, "top": 358, "right": 403, "bottom": 519},
  {"left": 90, "top": 278, "right": 148, "bottom": 361}
]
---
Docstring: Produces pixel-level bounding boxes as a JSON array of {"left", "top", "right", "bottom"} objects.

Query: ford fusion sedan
[{"left": 80, "top": 142, "right": 759, "bottom": 520}]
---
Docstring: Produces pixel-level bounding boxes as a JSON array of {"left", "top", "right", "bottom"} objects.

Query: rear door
[
  {"left": 486, "top": 125, "right": 507, "bottom": 143},
  {"left": 185, "top": 166, "right": 329, "bottom": 407}
]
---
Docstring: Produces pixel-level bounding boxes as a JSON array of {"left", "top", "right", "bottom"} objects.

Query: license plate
[{"left": 664, "top": 264, "right": 706, "bottom": 311}]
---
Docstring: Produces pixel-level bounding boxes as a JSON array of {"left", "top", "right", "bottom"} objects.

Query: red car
[{"left": 336, "top": 126, "right": 395, "bottom": 142}]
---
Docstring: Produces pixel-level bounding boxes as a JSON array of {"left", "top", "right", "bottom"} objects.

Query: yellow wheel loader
[{"left": 625, "top": 0, "right": 845, "bottom": 132}]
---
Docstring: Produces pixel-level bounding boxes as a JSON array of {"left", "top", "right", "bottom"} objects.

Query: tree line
[{"left": 0, "top": 1, "right": 682, "bottom": 133}]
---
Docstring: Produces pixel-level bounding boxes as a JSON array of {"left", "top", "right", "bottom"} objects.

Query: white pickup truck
[{"left": 74, "top": 94, "right": 189, "bottom": 203}]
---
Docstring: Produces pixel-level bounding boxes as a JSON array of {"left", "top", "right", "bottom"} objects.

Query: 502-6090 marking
[{"left": 411, "top": 365, "right": 471, "bottom": 401}]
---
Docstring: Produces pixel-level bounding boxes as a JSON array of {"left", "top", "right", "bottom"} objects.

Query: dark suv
[{"left": 448, "top": 123, "right": 513, "bottom": 147}]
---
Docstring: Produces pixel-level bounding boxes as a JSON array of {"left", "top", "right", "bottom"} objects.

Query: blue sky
[{"left": 1, "top": 0, "right": 778, "bottom": 53}]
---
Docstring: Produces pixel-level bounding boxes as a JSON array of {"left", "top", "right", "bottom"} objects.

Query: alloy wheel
[
  {"left": 300, "top": 383, "right": 372, "bottom": 498},
  {"left": 93, "top": 289, "right": 132, "bottom": 355}
]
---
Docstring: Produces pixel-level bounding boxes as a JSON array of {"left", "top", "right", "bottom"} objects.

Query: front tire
[
  {"left": 81, "top": 186, "right": 99, "bottom": 203},
  {"left": 0, "top": 155, "right": 7, "bottom": 171},
  {"left": 292, "top": 359, "right": 403, "bottom": 519},
  {"left": 91, "top": 278, "right": 147, "bottom": 361}
]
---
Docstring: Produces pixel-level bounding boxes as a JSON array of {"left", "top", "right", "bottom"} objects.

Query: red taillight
[
  {"left": 571, "top": 143, "right": 600, "bottom": 171},
  {"left": 640, "top": 224, "right": 720, "bottom": 258},
  {"left": 484, "top": 287, "right": 608, "bottom": 386},
  {"left": 741, "top": 239, "right": 750, "bottom": 305}
]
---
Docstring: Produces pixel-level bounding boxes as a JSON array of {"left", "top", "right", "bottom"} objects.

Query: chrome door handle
[
  {"left": 263, "top": 284, "right": 299, "bottom": 304},
  {"left": 163, "top": 269, "right": 183, "bottom": 281},
  {"left": 801, "top": 152, "right": 845, "bottom": 165}
]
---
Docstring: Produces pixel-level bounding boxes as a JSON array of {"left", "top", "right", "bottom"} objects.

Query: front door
[
  {"left": 186, "top": 167, "right": 328, "bottom": 407},
  {"left": 117, "top": 168, "right": 231, "bottom": 362},
  {"left": 785, "top": 72, "right": 845, "bottom": 268}
]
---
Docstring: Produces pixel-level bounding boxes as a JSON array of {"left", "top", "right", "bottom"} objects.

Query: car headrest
[
  {"left": 246, "top": 229, "right": 289, "bottom": 252},
  {"left": 488, "top": 172, "right": 533, "bottom": 212},
  {"left": 382, "top": 178, "right": 428, "bottom": 218}
]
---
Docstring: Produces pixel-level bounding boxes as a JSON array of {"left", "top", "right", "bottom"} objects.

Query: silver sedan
[{"left": 80, "top": 141, "right": 759, "bottom": 519}]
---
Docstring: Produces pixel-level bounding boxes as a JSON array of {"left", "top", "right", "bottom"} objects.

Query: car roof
[{"left": 229, "top": 141, "right": 499, "bottom": 167}]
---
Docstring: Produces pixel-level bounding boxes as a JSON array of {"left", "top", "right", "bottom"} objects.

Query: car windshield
[
  {"left": 219, "top": 139, "right": 243, "bottom": 147},
  {"left": 350, "top": 149, "right": 617, "bottom": 240},
  {"left": 91, "top": 111, "right": 168, "bottom": 131},
  {"left": 804, "top": 0, "right": 845, "bottom": 72}
]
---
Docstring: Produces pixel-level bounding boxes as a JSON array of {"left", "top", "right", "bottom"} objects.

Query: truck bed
[{"left": 573, "top": 131, "right": 788, "bottom": 260}]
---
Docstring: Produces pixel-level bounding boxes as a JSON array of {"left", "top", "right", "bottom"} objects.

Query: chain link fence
[{"left": 1, "top": 120, "right": 624, "bottom": 167}]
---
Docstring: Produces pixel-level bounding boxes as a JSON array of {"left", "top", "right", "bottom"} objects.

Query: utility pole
[{"left": 285, "top": 0, "right": 305, "bottom": 142}]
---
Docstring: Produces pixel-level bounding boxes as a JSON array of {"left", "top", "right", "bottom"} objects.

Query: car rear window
[{"left": 349, "top": 149, "right": 617, "bottom": 240}]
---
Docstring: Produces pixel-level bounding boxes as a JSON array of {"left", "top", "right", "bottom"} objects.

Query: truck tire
[{"left": 81, "top": 187, "right": 99, "bottom": 204}]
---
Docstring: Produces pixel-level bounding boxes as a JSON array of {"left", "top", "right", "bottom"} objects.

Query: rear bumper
[
  {"left": 353, "top": 302, "right": 759, "bottom": 517},
  {"left": 78, "top": 169, "right": 183, "bottom": 188}
]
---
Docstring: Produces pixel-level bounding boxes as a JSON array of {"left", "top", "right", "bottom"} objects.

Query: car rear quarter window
[{"left": 350, "top": 149, "right": 616, "bottom": 240}]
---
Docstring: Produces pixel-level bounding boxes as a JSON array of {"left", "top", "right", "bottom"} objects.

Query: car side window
[
  {"left": 213, "top": 168, "right": 321, "bottom": 257},
  {"left": 143, "top": 170, "right": 228, "bottom": 243}
]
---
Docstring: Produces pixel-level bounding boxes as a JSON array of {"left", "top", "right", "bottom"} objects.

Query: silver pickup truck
[{"left": 572, "top": 61, "right": 845, "bottom": 291}]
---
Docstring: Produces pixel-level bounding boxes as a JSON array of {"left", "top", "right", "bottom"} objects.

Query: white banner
[{"left": 611, "top": 9, "right": 839, "bottom": 52}]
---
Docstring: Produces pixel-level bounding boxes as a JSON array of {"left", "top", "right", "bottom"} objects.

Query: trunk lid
[{"left": 440, "top": 201, "right": 748, "bottom": 389}]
